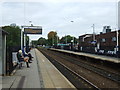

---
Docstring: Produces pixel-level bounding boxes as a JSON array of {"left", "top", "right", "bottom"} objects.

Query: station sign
[{"left": 24, "top": 27, "right": 42, "bottom": 34}]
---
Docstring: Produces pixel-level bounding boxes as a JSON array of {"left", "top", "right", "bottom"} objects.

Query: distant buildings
[
  {"left": 78, "top": 26, "right": 120, "bottom": 56},
  {"left": 10, "top": 23, "right": 16, "bottom": 27},
  {"left": 102, "top": 26, "right": 111, "bottom": 34}
]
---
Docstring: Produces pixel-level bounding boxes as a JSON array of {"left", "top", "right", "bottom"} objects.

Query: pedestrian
[
  {"left": 17, "top": 50, "right": 24, "bottom": 69},
  {"left": 28, "top": 52, "right": 33, "bottom": 62}
]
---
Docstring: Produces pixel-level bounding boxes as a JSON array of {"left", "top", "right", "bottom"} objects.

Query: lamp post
[
  {"left": 116, "top": 28, "right": 119, "bottom": 52},
  {"left": 65, "top": 35, "right": 67, "bottom": 44},
  {"left": 71, "top": 39, "right": 73, "bottom": 51},
  {"left": 92, "top": 24, "right": 95, "bottom": 42},
  {"left": 56, "top": 31, "right": 59, "bottom": 45},
  {"left": 116, "top": 0, "right": 119, "bottom": 54},
  {"left": 57, "top": 35, "right": 58, "bottom": 45},
  {"left": 91, "top": 24, "right": 97, "bottom": 53},
  {"left": 21, "top": 21, "right": 32, "bottom": 50},
  {"left": 21, "top": 26, "right": 27, "bottom": 51},
  {"left": 52, "top": 35, "right": 54, "bottom": 46},
  {"left": 73, "top": 36, "right": 74, "bottom": 45},
  {"left": 21, "top": 27, "right": 23, "bottom": 50}
]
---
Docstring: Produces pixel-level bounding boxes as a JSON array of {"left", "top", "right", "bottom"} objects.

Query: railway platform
[
  {"left": 49, "top": 48, "right": 120, "bottom": 64},
  {"left": 2, "top": 48, "right": 75, "bottom": 89},
  {"left": 35, "top": 48, "right": 75, "bottom": 88}
]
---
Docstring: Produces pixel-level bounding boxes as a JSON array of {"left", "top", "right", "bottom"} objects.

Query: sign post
[
  {"left": 21, "top": 26, "right": 42, "bottom": 50},
  {"left": 24, "top": 28, "right": 42, "bottom": 34}
]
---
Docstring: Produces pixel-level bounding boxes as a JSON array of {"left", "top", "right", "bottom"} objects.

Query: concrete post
[
  {"left": 2, "top": 35, "right": 6, "bottom": 76},
  {"left": 0, "top": 29, "right": 2, "bottom": 76},
  {"left": 21, "top": 28, "right": 23, "bottom": 50}
]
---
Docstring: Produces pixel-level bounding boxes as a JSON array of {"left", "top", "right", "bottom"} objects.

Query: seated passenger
[{"left": 17, "top": 50, "right": 24, "bottom": 69}]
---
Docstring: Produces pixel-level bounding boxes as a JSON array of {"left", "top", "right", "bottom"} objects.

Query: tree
[
  {"left": 60, "top": 35, "right": 72, "bottom": 44},
  {"left": 38, "top": 37, "right": 47, "bottom": 45},
  {"left": 60, "top": 35, "right": 78, "bottom": 44},
  {"left": 47, "top": 31, "right": 59, "bottom": 46},
  {"left": 2, "top": 26, "right": 21, "bottom": 47},
  {"left": 31, "top": 40, "right": 38, "bottom": 47}
]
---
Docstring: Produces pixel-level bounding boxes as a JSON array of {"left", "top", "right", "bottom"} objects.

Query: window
[
  {"left": 82, "top": 38, "right": 84, "bottom": 42},
  {"left": 112, "top": 37, "right": 116, "bottom": 41},
  {"left": 101, "top": 38, "right": 106, "bottom": 42}
]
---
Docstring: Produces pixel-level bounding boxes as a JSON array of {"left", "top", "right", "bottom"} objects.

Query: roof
[
  {"left": 0, "top": 28, "right": 8, "bottom": 35},
  {"left": 79, "top": 34, "right": 92, "bottom": 38},
  {"left": 79, "top": 30, "right": 120, "bottom": 38}
]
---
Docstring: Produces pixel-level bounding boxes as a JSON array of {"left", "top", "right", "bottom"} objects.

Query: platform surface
[
  {"left": 2, "top": 49, "right": 42, "bottom": 88},
  {"left": 2, "top": 48, "right": 75, "bottom": 89},
  {"left": 50, "top": 48, "right": 120, "bottom": 63},
  {"left": 35, "top": 48, "right": 76, "bottom": 88}
]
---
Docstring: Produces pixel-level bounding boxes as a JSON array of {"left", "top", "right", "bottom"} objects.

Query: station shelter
[{"left": 0, "top": 28, "right": 8, "bottom": 76}]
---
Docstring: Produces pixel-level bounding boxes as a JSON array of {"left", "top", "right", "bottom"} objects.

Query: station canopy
[{"left": 24, "top": 26, "right": 42, "bottom": 34}]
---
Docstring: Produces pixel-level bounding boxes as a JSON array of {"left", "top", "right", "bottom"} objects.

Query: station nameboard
[{"left": 24, "top": 28, "right": 42, "bottom": 34}]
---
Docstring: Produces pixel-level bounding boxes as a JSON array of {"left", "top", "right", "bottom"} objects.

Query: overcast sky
[{"left": 0, "top": 0, "right": 119, "bottom": 40}]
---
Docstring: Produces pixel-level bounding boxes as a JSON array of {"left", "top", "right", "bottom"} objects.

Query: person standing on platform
[{"left": 28, "top": 52, "right": 33, "bottom": 62}]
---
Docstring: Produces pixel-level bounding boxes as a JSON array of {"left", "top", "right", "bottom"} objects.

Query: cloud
[
  {"left": 1, "top": 1, "right": 117, "bottom": 40},
  {"left": 1, "top": 0, "right": 118, "bottom": 3},
  {"left": 0, "top": 2, "right": 2, "bottom": 25}
]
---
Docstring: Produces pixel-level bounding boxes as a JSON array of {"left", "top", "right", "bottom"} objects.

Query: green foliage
[
  {"left": 60, "top": 35, "right": 78, "bottom": 44},
  {"left": 38, "top": 37, "right": 47, "bottom": 45},
  {"left": 48, "top": 31, "right": 57, "bottom": 39},
  {"left": 31, "top": 40, "right": 38, "bottom": 46},
  {"left": 47, "top": 31, "right": 59, "bottom": 46},
  {"left": 2, "top": 26, "right": 21, "bottom": 47},
  {"left": 60, "top": 35, "right": 72, "bottom": 44}
]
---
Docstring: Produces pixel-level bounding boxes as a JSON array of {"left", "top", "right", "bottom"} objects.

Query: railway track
[
  {"left": 48, "top": 49, "right": 120, "bottom": 83},
  {"left": 40, "top": 49, "right": 100, "bottom": 89},
  {"left": 39, "top": 48, "right": 119, "bottom": 88}
]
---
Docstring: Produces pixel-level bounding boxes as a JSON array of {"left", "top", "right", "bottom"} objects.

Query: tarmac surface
[{"left": 1, "top": 48, "right": 75, "bottom": 89}]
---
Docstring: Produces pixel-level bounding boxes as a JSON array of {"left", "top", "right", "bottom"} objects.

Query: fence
[{"left": 6, "top": 46, "right": 20, "bottom": 75}]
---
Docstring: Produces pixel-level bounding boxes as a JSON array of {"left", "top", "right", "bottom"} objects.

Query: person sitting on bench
[{"left": 17, "top": 50, "right": 24, "bottom": 69}]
